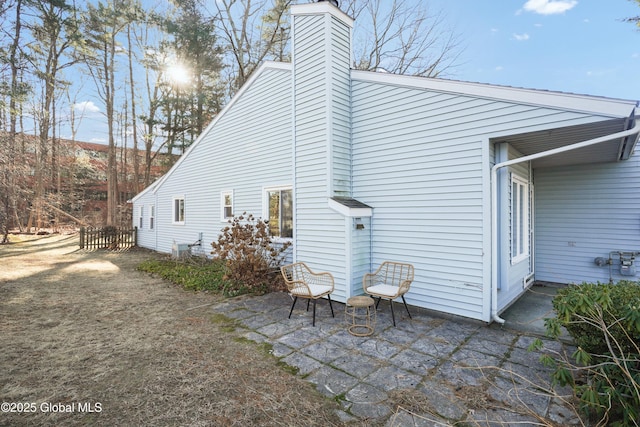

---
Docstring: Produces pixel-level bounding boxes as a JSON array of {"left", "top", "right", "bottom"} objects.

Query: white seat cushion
[
  {"left": 366, "top": 284, "right": 400, "bottom": 298},
  {"left": 291, "top": 284, "right": 332, "bottom": 297}
]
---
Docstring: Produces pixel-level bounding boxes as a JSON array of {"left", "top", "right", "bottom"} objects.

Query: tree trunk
[{"left": 127, "top": 24, "right": 141, "bottom": 194}]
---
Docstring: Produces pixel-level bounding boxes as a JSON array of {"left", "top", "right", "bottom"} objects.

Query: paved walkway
[{"left": 212, "top": 292, "right": 580, "bottom": 426}]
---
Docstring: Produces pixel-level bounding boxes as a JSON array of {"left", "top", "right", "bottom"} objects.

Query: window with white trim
[
  {"left": 264, "top": 186, "right": 293, "bottom": 238},
  {"left": 138, "top": 206, "right": 143, "bottom": 229},
  {"left": 149, "top": 205, "right": 155, "bottom": 230},
  {"left": 221, "top": 191, "right": 233, "bottom": 221},
  {"left": 511, "top": 174, "right": 529, "bottom": 264},
  {"left": 173, "top": 196, "right": 185, "bottom": 224}
]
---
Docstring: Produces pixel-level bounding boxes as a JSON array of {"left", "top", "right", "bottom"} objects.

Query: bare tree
[
  {"left": 25, "top": 0, "right": 81, "bottom": 230},
  {"left": 0, "top": 0, "right": 26, "bottom": 241},
  {"left": 346, "top": 0, "right": 462, "bottom": 77},
  {"left": 211, "top": 0, "right": 461, "bottom": 99},
  {"left": 126, "top": 23, "right": 141, "bottom": 194},
  {"left": 212, "top": 0, "right": 292, "bottom": 93},
  {"left": 82, "top": 0, "right": 141, "bottom": 226}
]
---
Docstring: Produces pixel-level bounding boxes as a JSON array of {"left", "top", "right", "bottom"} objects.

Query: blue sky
[
  {"left": 69, "top": 0, "right": 640, "bottom": 144},
  {"left": 431, "top": 0, "right": 640, "bottom": 100}
]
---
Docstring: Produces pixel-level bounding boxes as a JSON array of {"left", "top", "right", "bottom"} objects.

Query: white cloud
[
  {"left": 632, "top": 53, "right": 639, "bottom": 59},
  {"left": 495, "top": 66, "right": 504, "bottom": 71},
  {"left": 513, "top": 33, "right": 530, "bottom": 41},
  {"left": 74, "top": 101, "right": 100, "bottom": 114},
  {"left": 523, "top": 0, "right": 577, "bottom": 15},
  {"left": 90, "top": 137, "right": 107, "bottom": 144}
]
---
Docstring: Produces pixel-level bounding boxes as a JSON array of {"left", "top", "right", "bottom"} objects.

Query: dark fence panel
[{"left": 80, "top": 226, "right": 137, "bottom": 250}]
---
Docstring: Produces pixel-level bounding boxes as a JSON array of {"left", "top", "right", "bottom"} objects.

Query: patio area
[{"left": 212, "top": 287, "right": 580, "bottom": 426}]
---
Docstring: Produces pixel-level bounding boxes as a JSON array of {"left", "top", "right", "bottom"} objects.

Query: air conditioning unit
[{"left": 172, "top": 242, "right": 191, "bottom": 259}]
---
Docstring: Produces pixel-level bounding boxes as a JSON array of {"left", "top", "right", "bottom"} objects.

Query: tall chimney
[{"left": 290, "top": 2, "right": 353, "bottom": 199}]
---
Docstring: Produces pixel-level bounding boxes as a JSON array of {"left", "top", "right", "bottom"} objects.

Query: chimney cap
[{"left": 317, "top": 0, "right": 339, "bottom": 8}]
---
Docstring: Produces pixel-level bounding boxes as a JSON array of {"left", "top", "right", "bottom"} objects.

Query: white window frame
[
  {"left": 220, "top": 190, "right": 234, "bottom": 221},
  {"left": 149, "top": 205, "right": 155, "bottom": 230},
  {"left": 262, "top": 185, "right": 293, "bottom": 240},
  {"left": 173, "top": 196, "right": 185, "bottom": 225},
  {"left": 511, "top": 174, "right": 530, "bottom": 264},
  {"left": 138, "top": 206, "right": 144, "bottom": 229}
]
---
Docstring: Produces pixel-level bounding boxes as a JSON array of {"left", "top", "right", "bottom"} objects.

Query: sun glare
[{"left": 166, "top": 64, "right": 191, "bottom": 86}]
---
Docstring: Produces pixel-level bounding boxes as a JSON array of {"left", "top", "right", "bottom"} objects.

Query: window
[
  {"left": 173, "top": 196, "right": 185, "bottom": 224},
  {"left": 149, "top": 205, "right": 155, "bottom": 230},
  {"left": 138, "top": 206, "right": 144, "bottom": 229},
  {"left": 264, "top": 187, "right": 293, "bottom": 238},
  {"left": 511, "top": 174, "right": 529, "bottom": 264},
  {"left": 221, "top": 191, "right": 233, "bottom": 221}
]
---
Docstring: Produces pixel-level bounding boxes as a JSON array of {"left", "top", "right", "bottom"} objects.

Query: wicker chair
[
  {"left": 363, "top": 261, "right": 414, "bottom": 326},
  {"left": 280, "top": 262, "right": 335, "bottom": 326}
]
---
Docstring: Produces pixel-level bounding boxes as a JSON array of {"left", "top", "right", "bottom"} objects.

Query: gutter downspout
[{"left": 490, "top": 119, "right": 640, "bottom": 324}]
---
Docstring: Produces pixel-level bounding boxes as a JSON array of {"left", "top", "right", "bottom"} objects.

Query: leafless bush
[{"left": 211, "top": 212, "right": 291, "bottom": 296}]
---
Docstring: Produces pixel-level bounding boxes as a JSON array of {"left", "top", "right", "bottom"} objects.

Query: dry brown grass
[{"left": 0, "top": 234, "right": 344, "bottom": 426}]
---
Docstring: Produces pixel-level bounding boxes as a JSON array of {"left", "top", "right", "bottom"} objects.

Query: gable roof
[
  {"left": 132, "top": 63, "right": 639, "bottom": 203},
  {"left": 131, "top": 61, "right": 292, "bottom": 203}
]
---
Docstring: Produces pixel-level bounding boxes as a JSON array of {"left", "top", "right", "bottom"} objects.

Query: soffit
[{"left": 497, "top": 118, "right": 635, "bottom": 168}]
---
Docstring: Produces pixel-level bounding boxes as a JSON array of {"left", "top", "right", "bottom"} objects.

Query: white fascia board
[
  {"left": 291, "top": 2, "right": 354, "bottom": 28},
  {"left": 149, "top": 62, "right": 292, "bottom": 195},
  {"left": 351, "top": 70, "right": 638, "bottom": 119}
]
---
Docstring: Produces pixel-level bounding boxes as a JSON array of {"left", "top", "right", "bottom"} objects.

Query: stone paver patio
[{"left": 212, "top": 292, "right": 581, "bottom": 426}]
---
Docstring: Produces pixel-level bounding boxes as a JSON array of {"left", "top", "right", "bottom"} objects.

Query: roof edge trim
[
  {"left": 351, "top": 70, "right": 637, "bottom": 119},
  {"left": 144, "top": 62, "right": 292, "bottom": 197}
]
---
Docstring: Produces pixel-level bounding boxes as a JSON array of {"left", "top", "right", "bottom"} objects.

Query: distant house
[{"left": 132, "top": 2, "right": 639, "bottom": 323}]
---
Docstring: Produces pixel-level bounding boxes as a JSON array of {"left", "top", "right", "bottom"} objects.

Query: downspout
[{"left": 490, "top": 119, "right": 640, "bottom": 324}]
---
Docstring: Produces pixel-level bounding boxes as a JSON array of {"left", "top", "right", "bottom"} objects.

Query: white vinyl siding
[
  {"left": 351, "top": 76, "right": 611, "bottom": 321},
  {"left": 292, "top": 10, "right": 352, "bottom": 301},
  {"left": 352, "top": 81, "right": 488, "bottom": 319},
  {"left": 330, "top": 15, "right": 352, "bottom": 197},
  {"left": 140, "top": 65, "right": 292, "bottom": 254},
  {"left": 535, "top": 152, "right": 640, "bottom": 284},
  {"left": 132, "top": 188, "right": 157, "bottom": 249}
]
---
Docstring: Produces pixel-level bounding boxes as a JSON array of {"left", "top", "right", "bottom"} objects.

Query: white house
[{"left": 132, "top": 1, "right": 640, "bottom": 324}]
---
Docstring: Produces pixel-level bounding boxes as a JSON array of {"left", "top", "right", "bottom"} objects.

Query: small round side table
[{"left": 345, "top": 296, "right": 376, "bottom": 336}]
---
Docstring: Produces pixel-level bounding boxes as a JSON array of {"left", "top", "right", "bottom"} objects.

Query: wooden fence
[{"left": 79, "top": 226, "right": 137, "bottom": 250}]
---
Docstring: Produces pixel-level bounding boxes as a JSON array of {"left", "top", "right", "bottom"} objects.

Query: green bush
[
  {"left": 211, "top": 213, "right": 291, "bottom": 296},
  {"left": 137, "top": 258, "right": 226, "bottom": 293},
  {"left": 542, "top": 281, "right": 640, "bottom": 426},
  {"left": 550, "top": 281, "right": 640, "bottom": 355}
]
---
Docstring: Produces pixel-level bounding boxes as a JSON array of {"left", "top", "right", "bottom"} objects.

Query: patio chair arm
[
  {"left": 306, "top": 271, "right": 334, "bottom": 289},
  {"left": 398, "top": 278, "right": 413, "bottom": 294},
  {"left": 362, "top": 272, "right": 384, "bottom": 291}
]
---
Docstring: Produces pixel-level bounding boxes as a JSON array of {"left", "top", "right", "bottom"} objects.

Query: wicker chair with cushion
[
  {"left": 280, "top": 262, "right": 335, "bottom": 326},
  {"left": 363, "top": 261, "right": 415, "bottom": 326}
]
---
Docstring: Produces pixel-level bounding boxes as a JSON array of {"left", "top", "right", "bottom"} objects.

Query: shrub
[
  {"left": 540, "top": 281, "right": 640, "bottom": 426},
  {"left": 137, "top": 258, "right": 226, "bottom": 292},
  {"left": 211, "top": 213, "right": 291, "bottom": 296}
]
